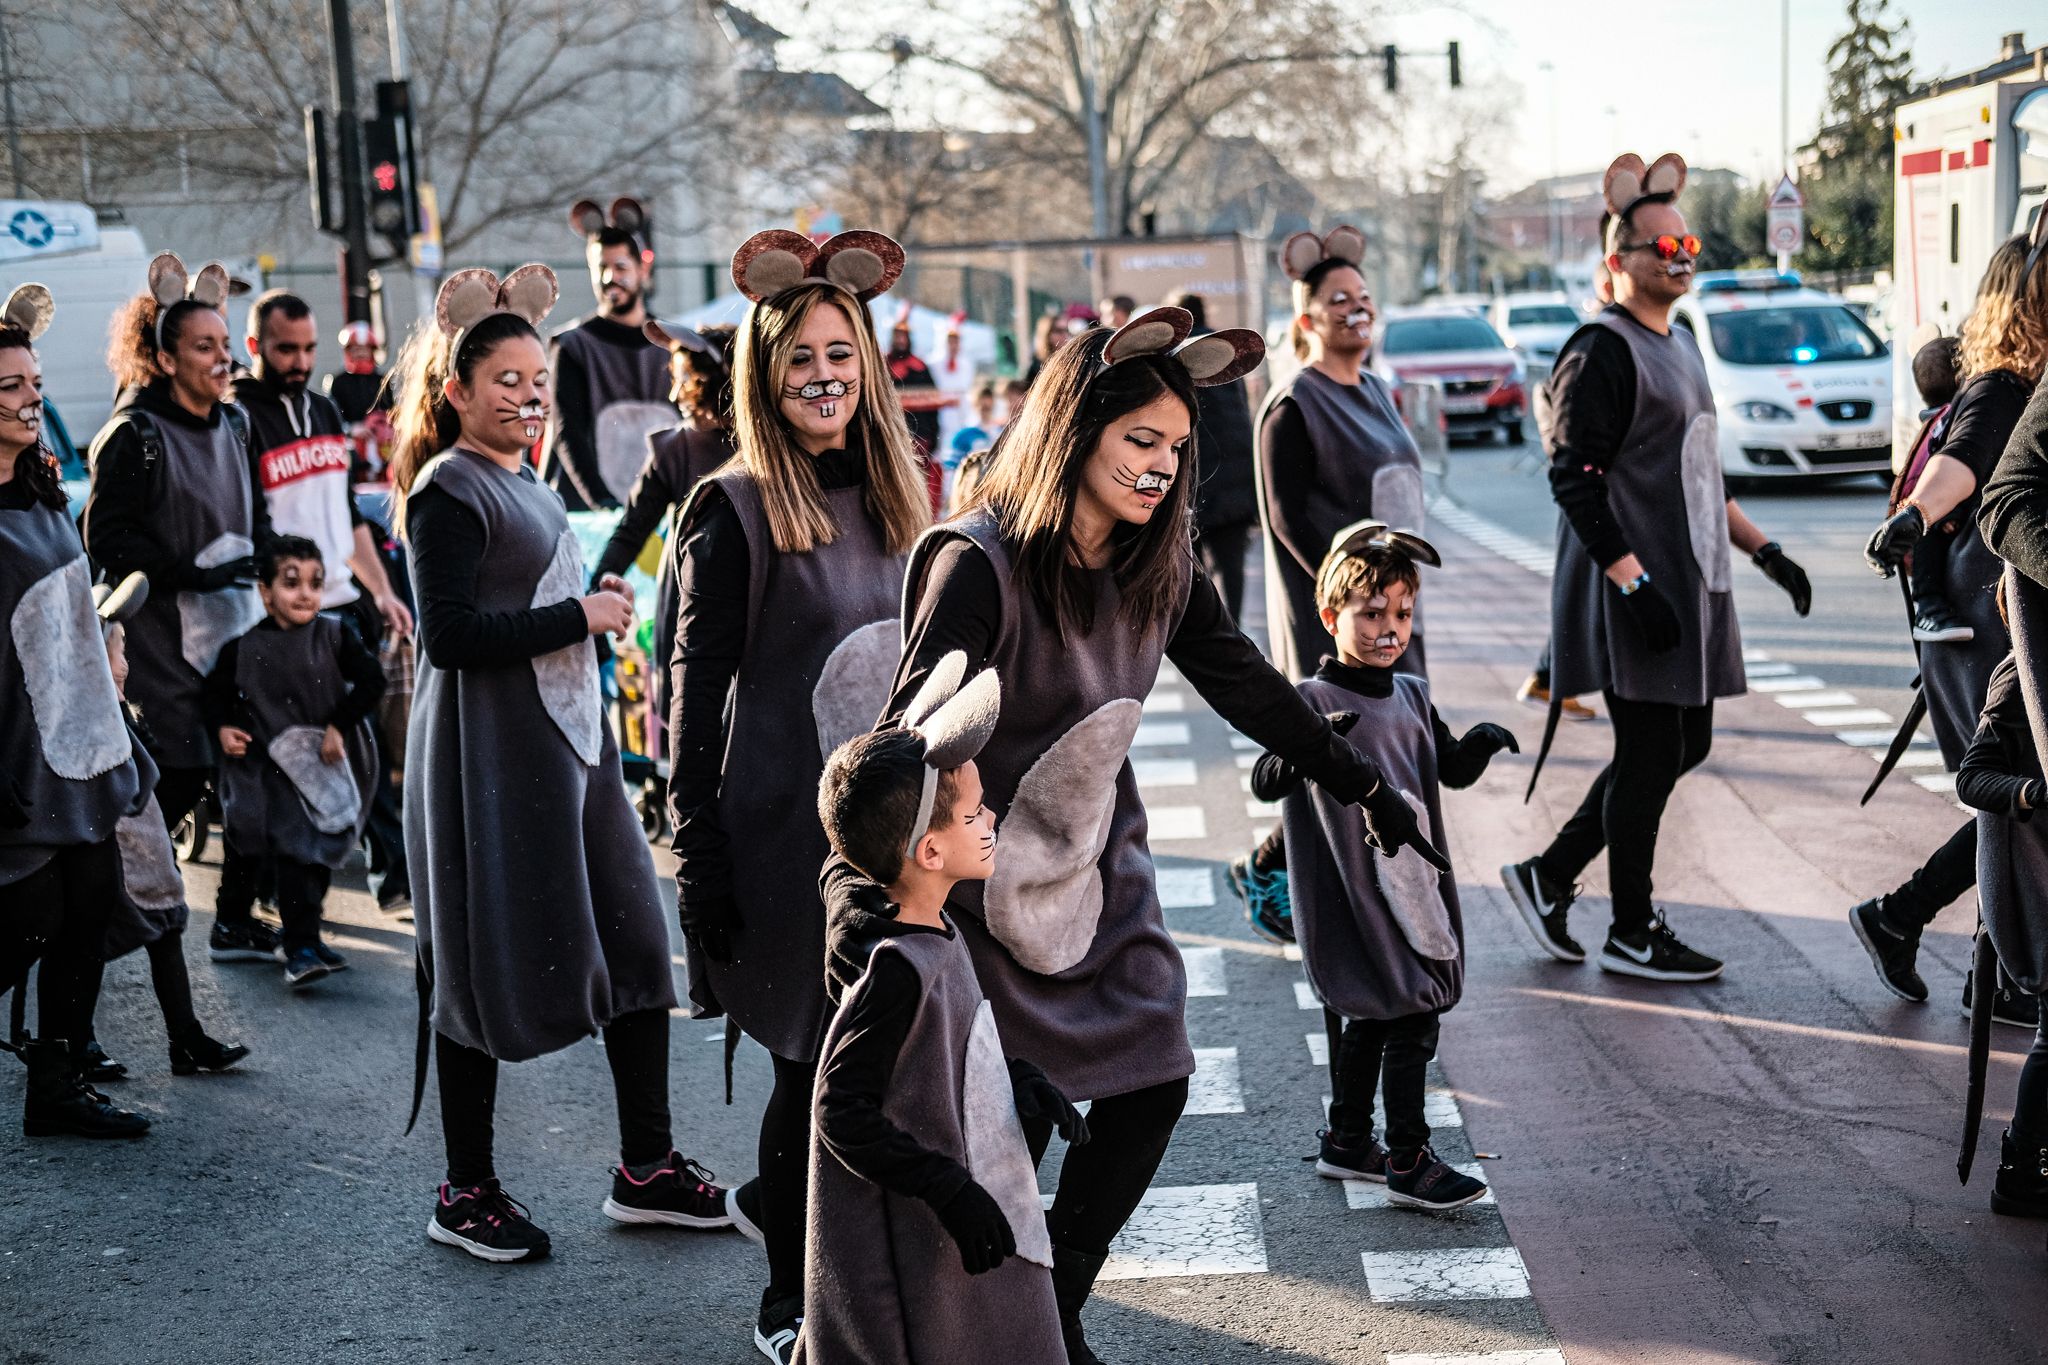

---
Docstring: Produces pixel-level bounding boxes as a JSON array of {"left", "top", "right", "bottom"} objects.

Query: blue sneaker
[
  {"left": 283, "top": 947, "right": 332, "bottom": 989},
  {"left": 1228, "top": 855, "right": 1294, "bottom": 944}
]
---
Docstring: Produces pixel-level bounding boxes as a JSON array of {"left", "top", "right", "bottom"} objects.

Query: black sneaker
[
  {"left": 428, "top": 1180, "right": 551, "bottom": 1263},
  {"left": 209, "top": 921, "right": 283, "bottom": 962},
  {"left": 1228, "top": 855, "right": 1295, "bottom": 944},
  {"left": 1849, "top": 897, "right": 1928, "bottom": 1003},
  {"left": 168, "top": 1028, "right": 250, "bottom": 1076},
  {"left": 1993, "top": 1129, "right": 2048, "bottom": 1218},
  {"left": 1315, "top": 1129, "right": 1388, "bottom": 1183},
  {"left": 1502, "top": 859, "right": 1585, "bottom": 963},
  {"left": 727, "top": 1177, "right": 766, "bottom": 1247},
  {"left": 1961, "top": 969, "right": 2041, "bottom": 1028},
  {"left": 1599, "top": 919, "right": 1723, "bottom": 982},
  {"left": 283, "top": 948, "right": 332, "bottom": 989},
  {"left": 311, "top": 942, "right": 349, "bottom": 972},
  {"left": 602, "top": 1152, "right": 734, "bottom": 1229},
  {"left": 1385, "top": 1147, "right": 1489, "bottom": 1211},
  {"left": 754, "top": 1295, "right": 803, "bottom": 1365},
  {"left": 1910, "top": 605, "right": 1975, "bottom": 643}
]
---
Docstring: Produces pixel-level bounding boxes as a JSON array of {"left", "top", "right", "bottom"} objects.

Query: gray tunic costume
[
  {"left": 546, "top": 318, "right": 677, "bottom": 507},
  {"left": 1922, "top": 522, "right": 2010, "bottom": 769},
  {"left": 404, "top": 449, "right": 673, "bottom": 1063},
  {"left": 1549, "top": 311, "right": 1746, "bottom": 707},
  {"left": 687, "top": 468, "right": 906, "bottom": 1062},
  {"left": 0, "top": 499, "right": 143, "bottom": 887},
  {"left": 643, "top": 425, "right": 734, "bottom": 722},
  {"left": 797, "top": 922, "right": 1062, "bottom": 1365},
  {"left": 1284, "top": 673, "right": 1461, "bottom": 1021},
  {"left": 1256, "top": 366, "right": 1425, "bottom": 681},
  {"left": 904, "top": 509, "right": 1195, "bottom": 1101},
  {"left": 218, "top": 615, "right": 378, "bottom": 869}
]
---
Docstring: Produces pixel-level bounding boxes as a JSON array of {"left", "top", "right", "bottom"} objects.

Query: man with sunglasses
[{"left": 1503, "top": 167, "right": 1810, "bottom": 984}]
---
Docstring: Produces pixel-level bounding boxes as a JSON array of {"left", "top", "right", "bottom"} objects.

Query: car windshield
[
  {"left": 1705, "top": 306, "right": 1884, "bottom": 366},
  {"left": 1507, "top": 305, "right": 1578, "bottom": 327},
  {"left": 1380, "top": 316, "right": 1503, "bottom": 355}
]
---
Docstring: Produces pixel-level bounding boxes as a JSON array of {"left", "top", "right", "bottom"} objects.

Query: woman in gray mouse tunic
[
  {"left": 880, "top": 310, "right": 1448, "bottom": 1364},
  {"left": 390, "top": 263, "right": 729, "bottom": 1267}
]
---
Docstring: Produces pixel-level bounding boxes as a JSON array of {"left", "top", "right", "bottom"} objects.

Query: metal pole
[
  {"left": 1779, "top": 0, "right": 1789, "bottom": 176},
  {"left": 1011, "top": 246, "right": 1031, "bottom": 377},
  {"left": 324, "top": 0, "right": 374, "bottom": 323},
  {"left": 1077, "top": 1, "right": 1110, "bottom": 237},
  {"left": 383, "top": 0, "right": 407, "bottom": 79},
  {"left": 0, "top": 4, "right": 23, "bottom": 198}
]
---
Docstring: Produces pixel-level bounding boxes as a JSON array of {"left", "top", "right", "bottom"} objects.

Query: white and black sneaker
[
  {"left": 1315, "top": 1129, "right": 1388, "bottom": 1183},
  {"left": 428, "top": 1180, "right": 551, "bottom": 1263},
  {"left": 726, "top": 1176, "right": 766, "bottom": 1247},
  {"left": 755, "top": 1295, "right": 803, "bottom": 1364},
  {"left": 1599, "top": 919, "right": 1723, "bottom": 982},
  {"left": 209, "top": 920, "right": 283, "bottom": 963},
  {"left": 1962, "top": 968, "right": 2042, "bottom": 1029},
  {"left": 1910, "top": 606, "right": 1975, "bottom": 644},
  {"left": 1502, "top": 859, "right": 1585, "bottom": 963}
]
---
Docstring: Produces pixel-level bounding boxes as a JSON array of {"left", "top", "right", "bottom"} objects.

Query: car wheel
[
  {"left": 1505, "top": 421, "right": 1526, "bottom": 446},
  {"left": 174, "top": 808, "right": 210, "bottom": 863}
]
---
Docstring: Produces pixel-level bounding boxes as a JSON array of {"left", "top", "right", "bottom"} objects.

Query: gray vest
[
  {"left": 551, "top": 321, "right": 678, "bottom": 504},
  {"left": 402, "top": 449, "right": 673, "bottom": 1063},
  {"left": 1548, "top": 310, "right": 1745, "bottom": 706},
  {"left": 687, "top": 465, "right": 906, "bottom": 1063},
  {"left": 1284, "top": 674, "right": 1461, "bottom": 1021},
  {"left": 909, "top": 509, "right": 1195, "bottom": 1101},
  {"left": 797, "top": 923, "right": 1062, "bottom": 1365},
  {"left": 646, "top": 424, "right": 736, "bottom": 719}
]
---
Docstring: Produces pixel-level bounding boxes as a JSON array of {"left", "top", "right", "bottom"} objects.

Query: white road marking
[
  {"left": 1376, "top": 1090, "right": 1467, "bottom": 1131},
  {"left": 1229, "top": 733, "right": 1259, "bottom": 751},
  {"left": 1133, "top": 721, "right": 1191, "bottom": 748},
  {"left": 1837, "top": 728, "right": 1932, "bottom": 748},
  {"left": 1094, "top": 1184, "right": 1269, "bottom": 1280},
  {"left": 1869, "top": 747, "right": 1944, "bottom": 768},
  {"left": 1143, "top": 692, "right": 1187, "bottom": 714},
  {"left": 1743, "top": 661, "right": 1798, "bottom": 678},
  {"left": 1774, "top": 690, "right": 1860, "bottom": 709},
  {"left": 1134, "top": 757, "right": 1198, "bottom": 787},
  {"left": 1306, "top": 1032, "right": 1329, "bottom": 1066},
  {"left": 1746, "top": 675, "right": 1829, "bottom": 693},
  {"left": 1913, "top": 772, "right": 1958, "bottom": 793},
  {"left": 1295, "top": 981, "right": 1320, "bottom": 1011},
  {"left": 1187, "top": 1047, "right": 1245, "bottom": 1115},
  {"left": 1246, "top": 798, "right": 1281, "bottom": 818},
  {"left": 1361, "top": 1247, "right": 1532, "bottom": 1301},
  {"left": 1181, "top": 945, "right": 1226, "bottom": 997},
  {"left": 1345, "top": 1162, "right": 1493, "bottom": 1209},
  {"left": 1236, "top": 752, "right": 1258, "bottom": 769},
  {"left": 1149, "top": 806, "right": 1209, "bottom": 841},
  {"left": 1803, "top": 708, "right": 1894, "bottom": 727},
  {"left": 1283, "top": 944, "right": 1303, "bottom": 961},
  {"left": 1386, "top": 1353, "right": 1566, "bottom": 1365},
  {"left": 1157, "top": 866, "right": 1216, "bottom": 908}
]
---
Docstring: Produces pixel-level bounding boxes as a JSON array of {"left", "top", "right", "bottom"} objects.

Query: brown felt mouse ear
[
  {"left": 1322, "top": 225, "right": 1366, "bottom": 267},
  {"left": 1602, "top": 153, "right": 1647, "bottom": 218},
  {"left": 731, "top": 229, "right": 818, "bottom": 302},
  {"left": 1643, "top": 153, "right": 1687, "bottom": 201},
  {"left": 93, "top": 571, "right": 150, "bottom": 628},
  {"left": 148, "top": 252, "right": 190, "bottom": 308},
  {"left": 1280, "top": 232, "right": 1325, "bottom": 281},
  {"left": 1382, "top": 529, "right": 1442, "bottom": 567},
  {"left": 608, "top": 197, "right": 647, "bottom": 239},
  {"left": 3, "top": 283, "right": 54, "bottom": 341},
  {"left": 569, "top": 198, "right": 606, "bottom": 239},
  {"left": 435, "top": 268, "right": 504, "bottom": 338},
  {"left": 496, "top": 263, "right": 560, "bottom": 328},
  {"left": 188, "top": 262, "right": 231, "bottom": 311},
  {"left": 1103, "top": 306, "right": 1193, "bottom": 366},
  {"left": 816, "top": 230, "right": 906, "bottom": 302},
  {"left": 1174, "top": 327, "right": 1265, "bottom": 387}
]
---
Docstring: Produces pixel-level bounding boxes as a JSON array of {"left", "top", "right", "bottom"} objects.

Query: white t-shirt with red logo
[{"left": 253, "top": 392, "right": 359, "bottom": 608}]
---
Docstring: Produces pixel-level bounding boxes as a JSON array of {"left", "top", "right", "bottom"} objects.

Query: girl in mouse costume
[
  {"left": 882, "top": 308, "right": 1446, "bottom": 1365},
  {"left": 0, "top": 285, "right": 154, "bottom": 1139},
  {"left": 664, "top": 228, "right": 929, "bottom": 1361},
  {"left": 389, "top": 263, "right": 730, "bottom": 1265}
]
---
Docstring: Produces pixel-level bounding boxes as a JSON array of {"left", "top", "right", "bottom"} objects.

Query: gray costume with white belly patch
[{"left": 404, "top": 449, "right": 674, "bottom": 1063}]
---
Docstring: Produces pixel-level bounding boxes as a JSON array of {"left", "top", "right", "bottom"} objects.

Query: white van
[
  {"left": 0, "top": 201, "right": 155, "bottom": 438},
  {"left": 1673, "top": 271, "right": 1892, "bottom": 484}
]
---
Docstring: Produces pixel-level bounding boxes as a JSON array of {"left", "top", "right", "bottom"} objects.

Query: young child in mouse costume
[
  {"left": 665, "top": 226, "right": 932, "bottom": 1360},
  {"left": 1249, "top": 521, "right": 1517, "bottom": 1210},
  {"left": 799, "top": 653, "right": 1083, "bottom": 1365},
  {"left": 389, "top": 262, "right": 731, "bottom": 1265}
]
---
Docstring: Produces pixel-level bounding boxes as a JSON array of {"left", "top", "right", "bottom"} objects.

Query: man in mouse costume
[
  {"left": 540, "top": 197, "right": 679, "bottom": 510},
  {"left": 1502, "top": 153, "right": 1810, "bottom": 984}
]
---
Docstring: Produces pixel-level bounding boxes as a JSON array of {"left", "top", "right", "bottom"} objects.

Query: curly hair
[
  {"left": 675, "top": 323, "right": 735, "bottom": 428},
  {"left": 1959, "top": 234, "right": 2048, "bottom": 385}
]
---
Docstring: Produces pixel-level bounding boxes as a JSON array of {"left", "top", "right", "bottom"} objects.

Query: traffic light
[
  {"left": 362, "top": 81, "right": 420, "bottom": 259},
  {"left": 1448, "top": 40, "right": 1461, "bottom": 88},
  {"left": 1383, "top": 44, "right": 1398, "bottom": 93}
]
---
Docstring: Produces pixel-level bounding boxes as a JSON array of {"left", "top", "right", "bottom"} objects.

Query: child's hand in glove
[
  {"left": 1008, "top": 1058, "right": 1090, "bottom": 1145},
  {"left": 931, "top": 1180, "right": 1016, "bottom": 1274}
]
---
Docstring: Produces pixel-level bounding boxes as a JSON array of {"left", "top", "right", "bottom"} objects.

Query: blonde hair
[
  {"left": 1959, "top": 234, "right": 2048, "bottom": 385},
  {"left": 731, "top": 283, "right": 929, "bottom": 556},
  {"left": 1316, "top": 544, "right": 1419, "bottom": 613}
]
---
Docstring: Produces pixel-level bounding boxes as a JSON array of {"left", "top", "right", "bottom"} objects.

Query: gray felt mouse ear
[
  {"left": 93, "top": 571, "right": 151, "bottom": 626},
  {"left": 1381, "top": 529, "right": 1442, "bottom": 567},
  {"left": 1327, "top": 517, "right": 1391, "bottom": 564},
  {"left": 570, "top": 198, "right": 606, "bottom": 238},
  {"left": 815, "top": 230, "right": 906, "bottom": 302},
  {"left": 1174, "top": 328, "right": 1265, "bottom": 387},
  {"left": 3, "top": 283, "right": 54, "bottom": 340},
  {"left": 608, "top": 197, "right": 648, "bottom": 238},
  {"left": 148, "top": 252, "right": 190, "bottom": 308},
  {"left": 904, "top": 650, "right": 970, "bottom": 733},
  {"left": 188, "top": 263, "right": 231, "bottom": 310},
  {"left": 1643, "top": 153, "right": 1687, "bottom": 200},
  {"left": 496, "top": 263, "right": 560, "bottom": 327},
  {"left": 919, "top": 667, "right": 1002, "bottom": 770},
  {"left": 1322, "top": 225, "right": 1366, "bottom": 267},
  {"left": 435, "top": 268, "right": 504, "bottom": 338},
  {"left": 1280, "top": 232, "right": 1325, "bottom": 282},
  {"left": 1602, "top": 153, "right": 1648, "bottom": 217},
  {"left": 731, "top": 229, "right": 819, "bottom": 303},
  {"left": 1103, "top": 306, "right": 1193, "bottom": 366}
]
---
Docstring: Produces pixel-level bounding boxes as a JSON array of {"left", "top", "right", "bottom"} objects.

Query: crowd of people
[{"left": 5, "top": 145, "right": 2048, "bottom": 1363}]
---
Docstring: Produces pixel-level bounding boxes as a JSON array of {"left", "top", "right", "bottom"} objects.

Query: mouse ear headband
[
  {"left": 731, "top": 228, "right": 906, "bottom": 304},
  {"left": 2020, "top": 199, "right": 2048, "bottom": 297},
  {"left": 92, "top": 572, "right": 151, "bottom": 640},
  {"left": 1280, "top": 225, "right": 1367, "bottom": 283},
  {"left": 1602, "top": 153, "right": 1687, "bottom": 253},
  {"left": 570, "top": 196, "right": 649, "bottom": 247},
  {"left": 2, "top": 283, "right": 53, "bottom": 341},
  {"left": 435, "top": 264, "right": 560, "bottom": 358},
  {"left": 898, "top": 650, "right": 1003, "bottom": 859},
  {"left": 1100, "top": 305, "right": 1264, "bottom": 388},
  {"left": 1316, "top": 518, "right": 1441, "bottom": 603},
  {"left": 644, "top": 318, "right": 732, "bottom": 370},
  {"left": 147, "top": 252, "right": 230, "bottom": 348}
]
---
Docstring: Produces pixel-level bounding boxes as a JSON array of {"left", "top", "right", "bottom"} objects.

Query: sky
[{"left": 1391, "top": 0, "right": 2048, "bottom": 188}]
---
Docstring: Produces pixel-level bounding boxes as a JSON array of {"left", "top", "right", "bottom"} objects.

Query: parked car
[
  {"left": 1371, "top": 306, "right": 1527, "bottom": 445},
  {"left": 1674, "top": 271, "right": 1892, "bottom": 483},
  {"left": 1488, "top": 292, "right": 1581, "bottom": 373}
]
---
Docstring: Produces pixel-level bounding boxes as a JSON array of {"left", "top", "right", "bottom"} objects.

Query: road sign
[{"left": 1766, "top": 174, "right": 1805, "bottom": 256}]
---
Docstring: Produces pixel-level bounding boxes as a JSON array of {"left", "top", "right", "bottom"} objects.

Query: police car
[{"left": 1673, "top": 271, "right": 1892, "bottom": 483}]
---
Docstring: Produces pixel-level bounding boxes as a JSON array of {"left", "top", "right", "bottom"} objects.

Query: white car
[
  {"left": 1673, "top": 272, "right": 1892, "bottom": 483},
  {"left": 1488, "top": 292, "right": 1581, "bottom": 373}
]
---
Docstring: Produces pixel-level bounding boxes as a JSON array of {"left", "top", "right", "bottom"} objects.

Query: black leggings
[
  {"left": 1023, "top": 1075, "right": 1189, "bottom": 1258},
  {"left": 1884, "top": 819, "right": 1976, "bottom": 931},
  {"left": 758, "top": 1051, "right": 818, "bottom": 1310},
  {"left": 1197, "top": 521, "right": 1254, "bottom": 626},
  {"left": 154, "top": 765, "right": 213, "bottom": 832},
  {"left": 220, "top": 850, "right": 331, "bottom": 953},
  {"left": 1539, "top": 692, "right": 1714, "bottom": 934},
  {"left": 74, "top": 934, "right": 201, "bottom": 1048},
  {"left": 2018, "top": 1003, "right": 2048, "bottom": 1149},
  {"left": 435, "top": 1008, "right": 674, "bottom": 1188},
  {"left": 1327, "top": 1007, "right": 1442, "bottom": 1159},
  {"left": 0, "top": 841, "right": 120, "bottom": 1044}
]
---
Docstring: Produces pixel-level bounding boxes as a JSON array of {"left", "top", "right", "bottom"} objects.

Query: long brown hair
[
  {"left": 386, "top": 311, "right": 541, "bottom": 535},
  {"left": 731, "top": 283, "right": 928, "bottom": 556},
  {"left": 1960, "top": 234, "right": 2048, "bottom": 385},
  {"left": 966, "top": 328, "right": 1197, "bottom": 637},
  {"left": 0, "top": 326, "right": 63, "bottom": 509}
]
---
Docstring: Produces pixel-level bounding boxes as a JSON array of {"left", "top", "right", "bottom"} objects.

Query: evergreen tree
[{"left": 1805, "top": 0, "right": 1912, "bottom": 271}]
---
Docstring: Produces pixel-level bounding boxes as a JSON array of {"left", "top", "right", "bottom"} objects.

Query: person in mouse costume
[
  {"left": 0, "top": 284, "right": 155, "bottom": 1139},
  {"left": 799, "top": 655, "right": 1082, "bottom": 1365},
  {"left": 540, "top": 197, "right": 680, "bottom": 510},
  {"left": 388, "top": 263, "right": 731, "bottom": 1265},
  {"left": 880, "top": 308, "right": 1447, "bottom": 1365},
  {"left": 1502, "top": 152, "right": 1810, "bottom": 984},
  {"left": 664, "top": 228, "right": 931, "bottom": 1362}
]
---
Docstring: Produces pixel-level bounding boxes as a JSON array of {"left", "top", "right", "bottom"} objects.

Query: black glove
[
  {"left": 1328, "top": 710, "right": 1361, "bottom": 736},
  {"left": 1752, "top": 542, "right": 1812, "bottom": 616},
  {"left": 931, "top": 1179, "right": 1015, "bottom": 1275},
  {"left": 1864, "top": 505, "right": 1924, "bottom": 578},
  {"left": 192, "top": 555, "right": 260, "bottom": 592},
  {"left": 0, "top": 780, "right": 29, "bottom": 829},
  {"left": 1460, "top": 722, "right": 1520, "bottom": 759},
  {"left": 1360, "top": 780, "right": 1450, "bottom": 872},
  {"left": 2023, "top": 779, "right": 2048, "bottom": 819},
  {"left": 1614, "top": 576, "right": 1682, "bottom": 654},
  {"left": 1008, "top": 1058, "right": 1090, "bottom": 1145},
  {"left": 678, "top": 889, "right": 739, "bottom": 964}
]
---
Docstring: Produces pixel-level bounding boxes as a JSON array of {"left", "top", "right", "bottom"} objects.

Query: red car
[{"left": 1371, "top": 307, "right": 1528, "bottom": 445}]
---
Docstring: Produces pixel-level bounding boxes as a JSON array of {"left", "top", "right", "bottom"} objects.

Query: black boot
[
  {"left": 169, "top": 1025, "right": 250, "bottom": 1076},
  {"left": 1993, "top": 1129, "right": 2048, "bottom": 1218},
  {"left": 22, "top": 1040, "right": 150, "bottom": 1138},
  {"left": 1051, "top": 1243, "right": 1110, "bottom": 1365},
  {"left": 72, "top": 1039, "right": 129, "bottom": 1083}
]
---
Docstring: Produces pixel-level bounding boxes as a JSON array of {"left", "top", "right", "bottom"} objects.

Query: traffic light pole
[{"left": 323, "top": 0, "right": 374, "bottom": 324}]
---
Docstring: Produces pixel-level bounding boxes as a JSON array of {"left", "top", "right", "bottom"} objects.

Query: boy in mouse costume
[
  {"left": 1502, "top": 153, "right": 1809, "bottom": 983},
  {"left": 540, "top": 197, "right": 679, "bottom": 510},
  {"left": 801, "top": 654, "right": 1082, "bottom": 1365}
]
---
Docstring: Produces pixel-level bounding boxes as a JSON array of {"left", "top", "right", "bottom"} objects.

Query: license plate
[
  {"left": 1443, "top": 396, "right": 1486, "bottom": 414},
  {"left": 1812, "top": 431, "right": 1886, "bottom": 451}
]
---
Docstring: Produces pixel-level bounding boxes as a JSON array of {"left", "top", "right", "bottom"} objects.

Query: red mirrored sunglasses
[{"left": 1621, "top": 233, "right": 1702, "bottom": 260}]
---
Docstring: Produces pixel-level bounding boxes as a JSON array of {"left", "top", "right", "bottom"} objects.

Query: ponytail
[
  {"left": 386, "top": 322, "right": 459, "bottom": 537},
  {"left": 107, "top": 293, "right": 163, "bottom": 393}
]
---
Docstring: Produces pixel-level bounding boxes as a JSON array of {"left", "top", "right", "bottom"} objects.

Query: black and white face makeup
[
  {"left": 1303, "top": 265, "right": 1374, "bottom": 357},
  {"left": 591, "top": 241, "right": 645, "bottom": 319},
  {"left": 159, "top": 307, "right": 234, "bottom": 410},
  {"left": 0, "top": 345, "right": 44, "bottom": 457},
  {"left": 777, "top": 300, "right": 863, "bottom": 454},
  {"left": 1609, "top": 201, "right": 1696, "bottom": 307},
  {"left": 1078, "top": 390, "right": 1190, "bottom": 530},
  {"left": 447, "top": 333, "right": 551, "bottom": 460}
]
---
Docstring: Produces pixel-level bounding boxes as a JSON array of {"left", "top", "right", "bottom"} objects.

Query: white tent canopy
[{"left": 669, "top": 292, "right": 1001, "bottom": 377}]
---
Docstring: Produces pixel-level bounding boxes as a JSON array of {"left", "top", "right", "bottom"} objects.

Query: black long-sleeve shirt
[
  {"left": 1545, "top": 320, "right": 1640, "bottom": 570},
  {"left": 592, "top": 426, "right": 734, "bottom": 584},
  {"left": 1256, "top": 397, "right": 1322, "bottom": 575},
  {"left": 1958, "top": 653, "right": 2045, "bottom": 819},
  {"left": 1971, "top": 371, "right": 2048, "bottom": 584},
  {"left": 200, "top": 615, "right": 386, "bottom": 735},
  {"left": 407, "top": 482, "right": 587, "bottom": 670},
  {"left": 1248, "top": 657, "right": 1499, "bottom": 800}
]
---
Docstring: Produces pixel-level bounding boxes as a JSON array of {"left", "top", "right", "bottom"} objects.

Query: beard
[{"left": 601, "top": 285, "right": 641, "bottom": 317}]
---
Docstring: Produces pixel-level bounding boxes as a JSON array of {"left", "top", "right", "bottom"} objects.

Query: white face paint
[{"left": 794, "top": 378, "right": 851, "bottom": 419}]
